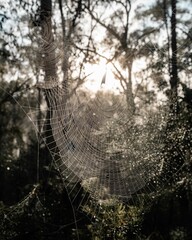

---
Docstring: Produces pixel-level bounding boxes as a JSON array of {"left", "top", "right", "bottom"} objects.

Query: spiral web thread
[
  {"left": 28, "top": 83, "right": 166, "bottom": 205},
  {"left": 27, "top": 1, "right": 192, "bottom": 207},
  {"left": 1, "top": 2, "right": 192, "bottom": 239},
  {"left": 1, "top": 0, "right": 191, "bottom": 220}
]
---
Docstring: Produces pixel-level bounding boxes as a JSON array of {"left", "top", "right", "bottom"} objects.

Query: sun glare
[
  {"left": 82, "top": 57, "right": 148, "bottom": 96},
  {"left": 83, "top": 59, "right": 122, "bottom": 94}
]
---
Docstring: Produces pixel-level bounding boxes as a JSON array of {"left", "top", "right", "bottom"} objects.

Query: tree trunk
[
  {"left": 160, "top": 0, "right": 182, "bottom": 185},
  {"left": 58, "top": 0, "right": 69, "bottom": 98},
  {"left": 126, "top": 62, "right": 135, "bottom": 115},
  {"left": 40, "top": 0, "right": 57, "bottom": 81},
  {"left": 40, "top": 0, "right": 59, "bottom": 166},
  {"left": 170, "top": 0, "right": 178, "bottom": 114},
  {"left": 163, "top": 0, "right": 171, "bottom": 76}
]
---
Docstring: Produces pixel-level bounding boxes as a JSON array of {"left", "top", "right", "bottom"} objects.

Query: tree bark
[
  {"left": 40, "top": 0, "right": 57, "bottom": 81},
  {"left": 126, "top": 62, "right": 135, "bottom": 114},
  {"left": 170, "top": 0, "right": 178, "bottom": 113},
  {"left": 58, "top": 0, "right": 69, "bottom": 98},
  {"left": 40, "top": 0, "right": 59, "bottom": 166},
  {"left": 163, "top": 0, "right": 171, "bottom": 76}
]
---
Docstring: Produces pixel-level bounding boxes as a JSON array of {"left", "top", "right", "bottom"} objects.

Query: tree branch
[
  {"left": 85, "top": 6, "right": 122, "bottom": 42},
  {"left": 0, "top": 79, "right": 31, "bottom": 106}
]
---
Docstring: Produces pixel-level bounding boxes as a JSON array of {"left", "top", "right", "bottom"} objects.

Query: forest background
[{"left": 0, "top": 0, "right": 192, "bottom": 239}]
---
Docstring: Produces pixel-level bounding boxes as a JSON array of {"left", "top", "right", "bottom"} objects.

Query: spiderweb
[
  {"left": 30, "top": 83, "right": 164, "bottom": 204},
  {"left": 22, "top": 0, "right": 191, "bottom": 207},
  {"left": 30, "top": 6, "right": 165, "bottom": 200},
  {"left": 1, "top": 2, "right": 192, "bottom": 236}
]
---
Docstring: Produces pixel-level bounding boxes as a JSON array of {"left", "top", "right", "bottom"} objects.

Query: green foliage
[
  {"left": 141, "top": 177, "right": 192, "bottom": 239},
  {"left": 83, "top": 199, "right": 144, "bottom": 240},
  {"left": 0, "top": 167, "right": 91, "bottom": 240},
  {"left": 0, "top": 81, "right": 24, "bottom": 163}
]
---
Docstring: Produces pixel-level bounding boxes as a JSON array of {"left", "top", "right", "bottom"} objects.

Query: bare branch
[
  {"left": 85, "top": 6, "right": 122, "bottom": 42},
  {"left": 69, "top": 73, "right": 93, "bottom": 98},
  {"left": 177, "top": 25, "right": 192, "bottom": 41},
  {"left": 0, "top": 79, "right": 31, "bottom": 106}
]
